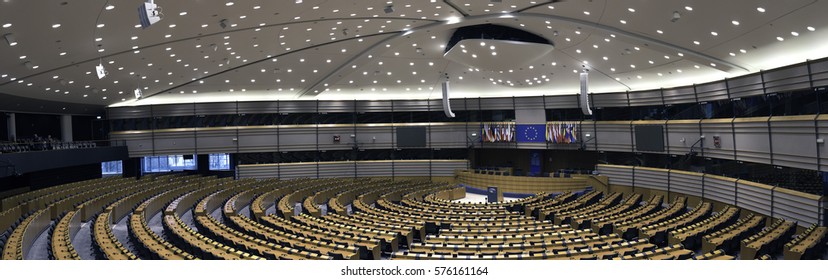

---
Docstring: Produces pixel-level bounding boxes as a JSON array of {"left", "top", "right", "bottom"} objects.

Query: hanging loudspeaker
[
  {"left": 442, "top": 81, "right": 455, "bottom": 118},
  {"left": 580, "top": 72, "right": 593, "bottom": 116}
]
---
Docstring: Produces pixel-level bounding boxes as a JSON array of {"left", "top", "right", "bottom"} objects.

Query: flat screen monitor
[
  {"left": 634, "top": 125, "right": 664, "bottom": 152},
  {"left": 397, "top": 127, "right": 427, "bottom": 148}
]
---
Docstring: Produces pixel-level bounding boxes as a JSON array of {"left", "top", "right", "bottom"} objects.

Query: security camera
[{"left": 671, "top": 11, "right": 681, "bottom": 22}]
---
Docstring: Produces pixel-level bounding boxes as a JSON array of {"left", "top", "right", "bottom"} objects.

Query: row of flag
[
  {"left": 481, "top": 123, "right": 515, "bottom": 143},
  {"left": 480, "top": 122, "right": 578, "bottom": 143},
  {"left": 547, "top": 122, "right": 578, "bottom": 144}
]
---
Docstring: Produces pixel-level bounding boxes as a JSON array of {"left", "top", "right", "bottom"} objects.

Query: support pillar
[
  {"left": 60, "top": 115, "right": 73, "bottom": 142},
  {"left": 6, "top": 113, "right": 16, "bottom": 141}
]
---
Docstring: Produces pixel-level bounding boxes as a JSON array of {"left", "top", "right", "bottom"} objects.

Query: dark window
[
  {"left": 357, "top": 112, "right": 394, "bottom": 124},
  {"left": 279, "top": 113, "right": 318, "bottom": 125},
  {"left": 733, "top": 95, "right": 770, "bottom": 118},
  {"left": 666, "top": 103, "right": 703, "bottom": 120},
  {"left": 317, "top": 113, "right": 354, "bottom": 124},
  {"left": 630, "top": 105, "right": 667, "bottom": 120},
  {"left": 593, "top": 107, "right": 631, "bottom": 121},
  {"left": 700, "top": 99, "right": 733, "bottom": 119},
  {"left": 546, "top": 108, "right": 586, "bottom": 122}
]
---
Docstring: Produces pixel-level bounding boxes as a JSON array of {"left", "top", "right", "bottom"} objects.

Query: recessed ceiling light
[
  {"left": 693, "top": 41, "right": 700, "bottom": 45},
  {"left": 757, "top": 7, "right": 765, "bottom": 13},
  {"left": 685, "top": 6, "right": 693, "bottom": 11},
  {"left": 807, "top": 26, "right": 816, "bottom": 31},
  {"left": 627, "top": 8, "right": 635, "bottom": 12},
  {"left": 105, "top": 5, "right": 115, "bottom": 10},
  {"left": 740, "top": 49, "right": 747, "bottom": 53},
  {"left": 583, "top": 11, "right": 590, "bottom": 15},
  {"left": 791, "top": 31, "right": 799, "bottom": 36},
  {"left": 97, "top": 23, "right": 105, "bottom": 28},
  {"left": 2, "top": 23, "right": 11, "bottom": 28},
  {"left": 52, "top": 24, "right": 61, "bottom": 28},
  {"left": 710, "top": 31, "right": 718, "bottom": 36},
  {"left": 732, "top": 20, "right": 740, "bottom": 26},
  {"left": 619, "top": 20, "right": 627, "bottom": 24},
  {"left": 179, "top": 11, "right": 188, "bottom": 16},
  {"left": 225, "top": 2, "right": 234, "bottom": 6},
  {"left": 656, "top": 30, "right": 663, "bottom": 34},
  {"left": 777, "top": 36, "right": 785, "bottom": 41}
]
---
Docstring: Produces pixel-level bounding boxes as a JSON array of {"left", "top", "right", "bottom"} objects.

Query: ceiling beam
[{"left": 442, "top": 0, "right": 470, "bottom": 17}]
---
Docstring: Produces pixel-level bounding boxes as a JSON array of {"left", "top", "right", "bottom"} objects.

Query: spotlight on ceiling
[
  {"left": 219, "top": 19, "right": 229, "bottom": 29},
  {"left": 3, "top": 33, "right": 16, "bottom": 46},
  {"left": 671, "top": 11, "right": 681, "bottom": 22},
  {"left": 138, "top": 0, "right": 162, "bottom": 29},
  {"left": 384, "top": 5, "right": 394, "bottom": 14}
]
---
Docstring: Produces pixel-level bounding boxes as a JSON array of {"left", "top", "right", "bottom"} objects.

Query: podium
[{"left": 486, "top": 186, "right": 503, "bottom": 203}]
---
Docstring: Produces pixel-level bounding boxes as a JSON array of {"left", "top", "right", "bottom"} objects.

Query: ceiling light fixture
[{"left": 4, "top": 33, "right": 17, "bottom": 46}]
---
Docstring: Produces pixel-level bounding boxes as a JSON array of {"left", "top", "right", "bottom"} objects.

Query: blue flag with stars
[{"left": 516, "top": 124, "right": 546, "bottom": 143}]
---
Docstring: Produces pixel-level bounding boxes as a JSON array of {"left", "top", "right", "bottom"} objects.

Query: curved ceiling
[{"left": 1, "top": 0, "right": 827, "bottom": 108}]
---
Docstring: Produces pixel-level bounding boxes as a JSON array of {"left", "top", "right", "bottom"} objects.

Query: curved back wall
[
  {"left": 237, "top": 159, "right": 468, "bottom": 180},
  {"left": 596, "top": 164, "right": 826, "bottom": 226},
  {"left": 107, "top": 58, "right": 828, "bottom": 174}
]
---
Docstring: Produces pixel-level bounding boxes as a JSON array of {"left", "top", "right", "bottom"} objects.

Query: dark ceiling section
[
  {"left": 0, "top": 91, "right": 105, "bottom": 116},
  {"left": 445, "top": 24, "right": 552, "bottom": 53}
]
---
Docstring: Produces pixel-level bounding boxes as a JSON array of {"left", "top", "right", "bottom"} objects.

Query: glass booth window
[
  {"left": 142, "top": 155, "right": 197, "bottom": 173},
  {"left": 101, "top": 160, "right": 123, "bottom": 175},
  {"left": 209, "top": 153, "right": 232, "bottom": 171}
]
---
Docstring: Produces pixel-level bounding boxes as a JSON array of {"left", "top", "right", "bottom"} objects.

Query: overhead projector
[{"left": 138, "top": 0, "right": 162, "bottom": 29}]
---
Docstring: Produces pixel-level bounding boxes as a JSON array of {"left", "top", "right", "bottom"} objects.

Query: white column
[
  {"left": 61, "top": 114, "right": 73, "bottom": 142},
  {"left": 7, "top": 113, "right": 15, "bottom": 141}
]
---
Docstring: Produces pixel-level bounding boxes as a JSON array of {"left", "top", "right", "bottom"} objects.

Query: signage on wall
[
  {"left": 713, "top": 136, "right": 721, "bottom": 148},
  {"left": 333, "top": 135, "right": 341, "bottom": 143}
]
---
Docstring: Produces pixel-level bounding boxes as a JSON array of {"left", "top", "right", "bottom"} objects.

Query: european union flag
[{"left": 516, "top": 124, "right": 546, "bottom": 143}]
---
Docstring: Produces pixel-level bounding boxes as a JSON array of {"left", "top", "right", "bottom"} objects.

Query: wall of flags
[
  {"left": 546, "top": 122, "right": 578, "bottom": 144},
  {"left": 480, "top": 122, "right": 580, "bottom": 144},
  {"left": 481, "top": 122, "right": 515, "bottom": 143}
]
